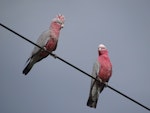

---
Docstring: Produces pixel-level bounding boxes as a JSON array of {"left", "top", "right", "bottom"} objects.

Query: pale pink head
[
  {"left": 98, "top": 44, "right": 108, "bottom": 55},
  {"left": 52, "top": 14, "right": 65, "bottom": 28}
]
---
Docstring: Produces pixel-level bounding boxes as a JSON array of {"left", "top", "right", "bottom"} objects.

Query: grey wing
[
  {"left": 87, "top": 60, "right": 101, "bottom": 108},
  {"left": 91, "top": 60, "right": 100, "bottom": 79},
  {"left": 31, "top": 30, "right": 50, "bottom": 56},
  {"left": 90, "top": 60, "right": 100, "bottom": 91}
]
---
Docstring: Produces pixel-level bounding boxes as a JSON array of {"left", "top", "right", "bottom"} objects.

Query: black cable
[{"left": 0, "top": 23, "right": 149, "bottom": 111}]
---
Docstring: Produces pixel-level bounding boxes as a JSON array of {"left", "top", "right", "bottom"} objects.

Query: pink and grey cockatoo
[
  {"left": 87, "top": 44, "right": 112, "bottom": 108},
  {"left": 22, "top": 14, "right": 65, "bottom": 75}
]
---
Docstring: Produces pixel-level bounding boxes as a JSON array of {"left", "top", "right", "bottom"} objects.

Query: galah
[
  {"left": 87, "top": 44, "right": 112, "bottom": 108},
  {"left": 22, "top": 14, "right": 65, "bottom": 75}
]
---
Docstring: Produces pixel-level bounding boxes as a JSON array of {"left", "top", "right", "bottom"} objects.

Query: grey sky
[{"left": 0, "top": 0, "right": 150, "bottom": 113}]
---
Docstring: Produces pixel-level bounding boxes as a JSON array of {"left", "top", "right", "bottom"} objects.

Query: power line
[{"left": 0, "top": 23, "right": 150, "bottom": 111}]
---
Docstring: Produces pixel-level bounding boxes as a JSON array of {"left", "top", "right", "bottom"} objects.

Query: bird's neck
[
  {"left": 98, "top": 54, "right": 109, "bottom": 61},
  {"left": 98, "top": 52, "right": 111, "bottom": 68},
  {"left": 50, "top": 22, "right": 62, "bottom": 38},
  {"left": 98, "top": 50, "right": 108, "bottom": 55}
]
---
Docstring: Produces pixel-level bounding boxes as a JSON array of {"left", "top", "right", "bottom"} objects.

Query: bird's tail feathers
[
  {"left": 87, "top": 79, "right": 105, "bottom": 108},
  {"left": 22, "top": 58, "right": 34, "bottom": 75},
  {"left": 26, "top": 57, "right": 31, "bottom": 64},
  {"left": 87, "top": 96, "right": 98, "bottom": 108}
]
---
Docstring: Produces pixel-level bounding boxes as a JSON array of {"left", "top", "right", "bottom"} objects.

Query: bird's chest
[
  {"left": 45, "top": 38, "right": 57, "bottom": 51},
  {"left": 98, "top": 58, "right": 112, "bottom": 82},
  {"left": 39, "top": 38, "right": 57, "bottom": 57}
]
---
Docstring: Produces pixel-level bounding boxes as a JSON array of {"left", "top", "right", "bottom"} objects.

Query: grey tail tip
[
  {"left": 22, "top": 63, "right": 32, "bottom": 75},
  {"left": 87, "top": 98, "right": 97, "bottom": 108},
  {"left": 22, "top": 69, "right": 29, "bottom": 75}
]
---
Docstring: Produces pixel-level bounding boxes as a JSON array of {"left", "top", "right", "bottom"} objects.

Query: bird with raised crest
[{"left": 23, "top": 14, "right": 65, "bottom": 75}]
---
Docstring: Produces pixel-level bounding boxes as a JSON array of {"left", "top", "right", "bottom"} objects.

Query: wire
[{"left": 0, "top": 23, "right": 150, "bottom": 111}]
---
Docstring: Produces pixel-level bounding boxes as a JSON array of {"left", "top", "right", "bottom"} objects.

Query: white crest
[
  {"left": 52, "top": 14, "right": 65, "bottom": 28},
  {"left": 98, "top": 44, "right": 107, "bottom": 51}
]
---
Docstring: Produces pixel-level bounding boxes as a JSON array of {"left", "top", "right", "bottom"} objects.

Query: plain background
[{"left": 0, "top": 0, "right": 150, "bottom": 113}]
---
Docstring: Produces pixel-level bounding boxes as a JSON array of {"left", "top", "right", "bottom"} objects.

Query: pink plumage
[
  {"left": 23, "top": 14, "right": 65, "bottom": 75},
  {"left": 98, "top": 44, "right": 112, "bottom": 82},
  {"left": 87, "top": 44, "right": 112, "bottom": 108}
]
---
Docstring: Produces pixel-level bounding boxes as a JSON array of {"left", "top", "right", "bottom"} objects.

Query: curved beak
[
  {"left": 98, "top": 47, "right": 101, "bottom": 51},
  {"left": 61, "top": 24, "right": 64, "bottom": 28}
]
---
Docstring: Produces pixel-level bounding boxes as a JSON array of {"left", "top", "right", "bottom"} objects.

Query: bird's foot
[
  {"left": 104, "top": 82, "right": 108, "bottom": 87},
  {"left": 43, "top": 47, "right": 47, "bottom": 51},
  {"left": 97, "top": 77, "right": 108, "bottom": 87},
  {"left": 97, "top": 77, "right": 102, "bottom": 83}
]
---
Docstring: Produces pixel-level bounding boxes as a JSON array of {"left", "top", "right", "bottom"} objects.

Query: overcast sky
[{"left": 0, "top": 0, "right": 150, "bottom": 113}]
